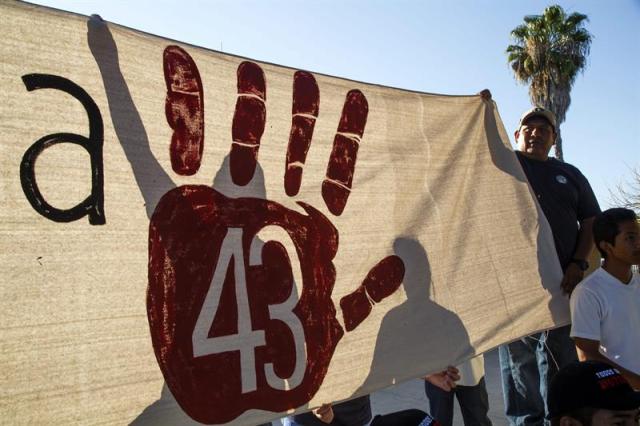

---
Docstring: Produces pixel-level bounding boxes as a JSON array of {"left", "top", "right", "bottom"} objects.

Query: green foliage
[{"left": 506, "top": 5, "right": 592, "bottom": 160}]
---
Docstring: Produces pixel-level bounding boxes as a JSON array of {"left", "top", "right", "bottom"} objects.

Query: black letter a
[{"left": 20, "top": 74, "right": 105, "bottom": 225}]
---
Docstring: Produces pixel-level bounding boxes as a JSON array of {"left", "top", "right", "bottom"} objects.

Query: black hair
[
  {"left": 593, "top": 208, "right": 638, "bottom": 259},
  {"left": 551, "top": 407, "right": 598, "bottom": 426}
]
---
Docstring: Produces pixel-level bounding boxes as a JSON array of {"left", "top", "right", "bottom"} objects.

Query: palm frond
[{"left": 505, "top": 4, "right": 592, "bottom": 161}]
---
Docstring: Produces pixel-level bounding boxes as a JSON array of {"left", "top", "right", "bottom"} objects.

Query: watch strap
[{"left": 570, "top": 258, "right": 589, "bottom": 271}]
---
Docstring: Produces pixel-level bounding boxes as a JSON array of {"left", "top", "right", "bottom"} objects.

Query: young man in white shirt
[{"left": 570, "top": 208, "right": 640, "bottom": 389}]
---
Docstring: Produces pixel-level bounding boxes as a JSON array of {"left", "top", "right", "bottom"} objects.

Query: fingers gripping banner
[{"left": 0, "top": 2, "right": 566, "bottom": 425}]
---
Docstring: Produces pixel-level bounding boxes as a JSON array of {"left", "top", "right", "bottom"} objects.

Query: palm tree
[{"left": 506, "top": 5, "right": 592, "bottom": 161}]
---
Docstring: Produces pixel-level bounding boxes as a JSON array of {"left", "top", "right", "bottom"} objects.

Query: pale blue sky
[{"left": 31, "top": 0, "right": 640, "bottom": 208}]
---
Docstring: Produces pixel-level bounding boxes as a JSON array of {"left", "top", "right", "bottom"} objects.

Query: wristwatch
[{"left": 570, "top": 258, "right": 589, "bottom": 271}]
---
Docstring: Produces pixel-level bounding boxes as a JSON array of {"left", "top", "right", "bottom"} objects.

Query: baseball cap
[
  {"left": 519, "top": 107, "right": 557, "bottom": 131},
  {"left": 548, "top": 360, "right": 640, "bottom": 419}
]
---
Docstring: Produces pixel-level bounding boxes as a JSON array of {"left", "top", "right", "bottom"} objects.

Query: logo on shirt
[{"left": 556, "top": 175, "right": 568, "bottom": 184}]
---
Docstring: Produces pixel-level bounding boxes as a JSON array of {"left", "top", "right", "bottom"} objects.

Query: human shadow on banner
[
  {"left": 481, "top": 98, "right": 567, "bottom": 325},
  {"left": 355, "top": 237, "right": 473, "bottom": 397},
  {"left": 88, "top": 16, "right": 293, "bottom": 426}
]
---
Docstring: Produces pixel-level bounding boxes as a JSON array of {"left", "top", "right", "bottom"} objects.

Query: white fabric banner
[{"left": 1, "top": 2, "right": 567, "bottom": 424}]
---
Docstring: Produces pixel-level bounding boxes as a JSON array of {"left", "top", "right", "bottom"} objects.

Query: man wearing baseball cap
[
  {"left": 499, "top": 107, "right": 601, "bottom": 425},
  {"left": 548, "top": 360, "right": 640, "bottom": 425}
]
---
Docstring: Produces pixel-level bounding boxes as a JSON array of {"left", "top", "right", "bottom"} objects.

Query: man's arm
[
  {"left": 295, "top": 404, "right": 340, "bottom": 426},
  {"left": 424, "top": 365, "right": 461, "bottom": 392},
  {"left": 313, "top": 404, "right": 335, "bottom": 424},
  {"left": 561, "top": 217, "right": 596, "bottom": 294},
  {"left": 574, "top": 337, "right": 640, "bottom": 390}
]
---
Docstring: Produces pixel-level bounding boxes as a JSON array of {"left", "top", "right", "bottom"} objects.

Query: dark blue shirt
[{"left": 516, "top": 152, "right": 600, "bottom": 269}]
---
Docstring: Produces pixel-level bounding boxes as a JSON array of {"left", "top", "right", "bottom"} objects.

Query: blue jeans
[
  {"left": 498, "top": 325, "right": 577, "bottom": 425},
  {"left": 425, "top": 377, "right": 492, "bottom": 426}
]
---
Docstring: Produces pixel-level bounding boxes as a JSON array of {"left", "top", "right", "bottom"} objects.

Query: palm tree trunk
[{"left": 554, "top": 128, "right": 563, "bottom": 161}]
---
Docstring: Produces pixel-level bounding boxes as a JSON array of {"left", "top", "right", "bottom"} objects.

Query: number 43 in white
[{"left": 192, "top": 227, "right": 307, "bottom": 393}]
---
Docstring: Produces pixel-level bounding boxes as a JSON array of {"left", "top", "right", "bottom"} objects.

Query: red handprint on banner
[{"left": 147, "top": 46, "right": 404, "bottom": 424}]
